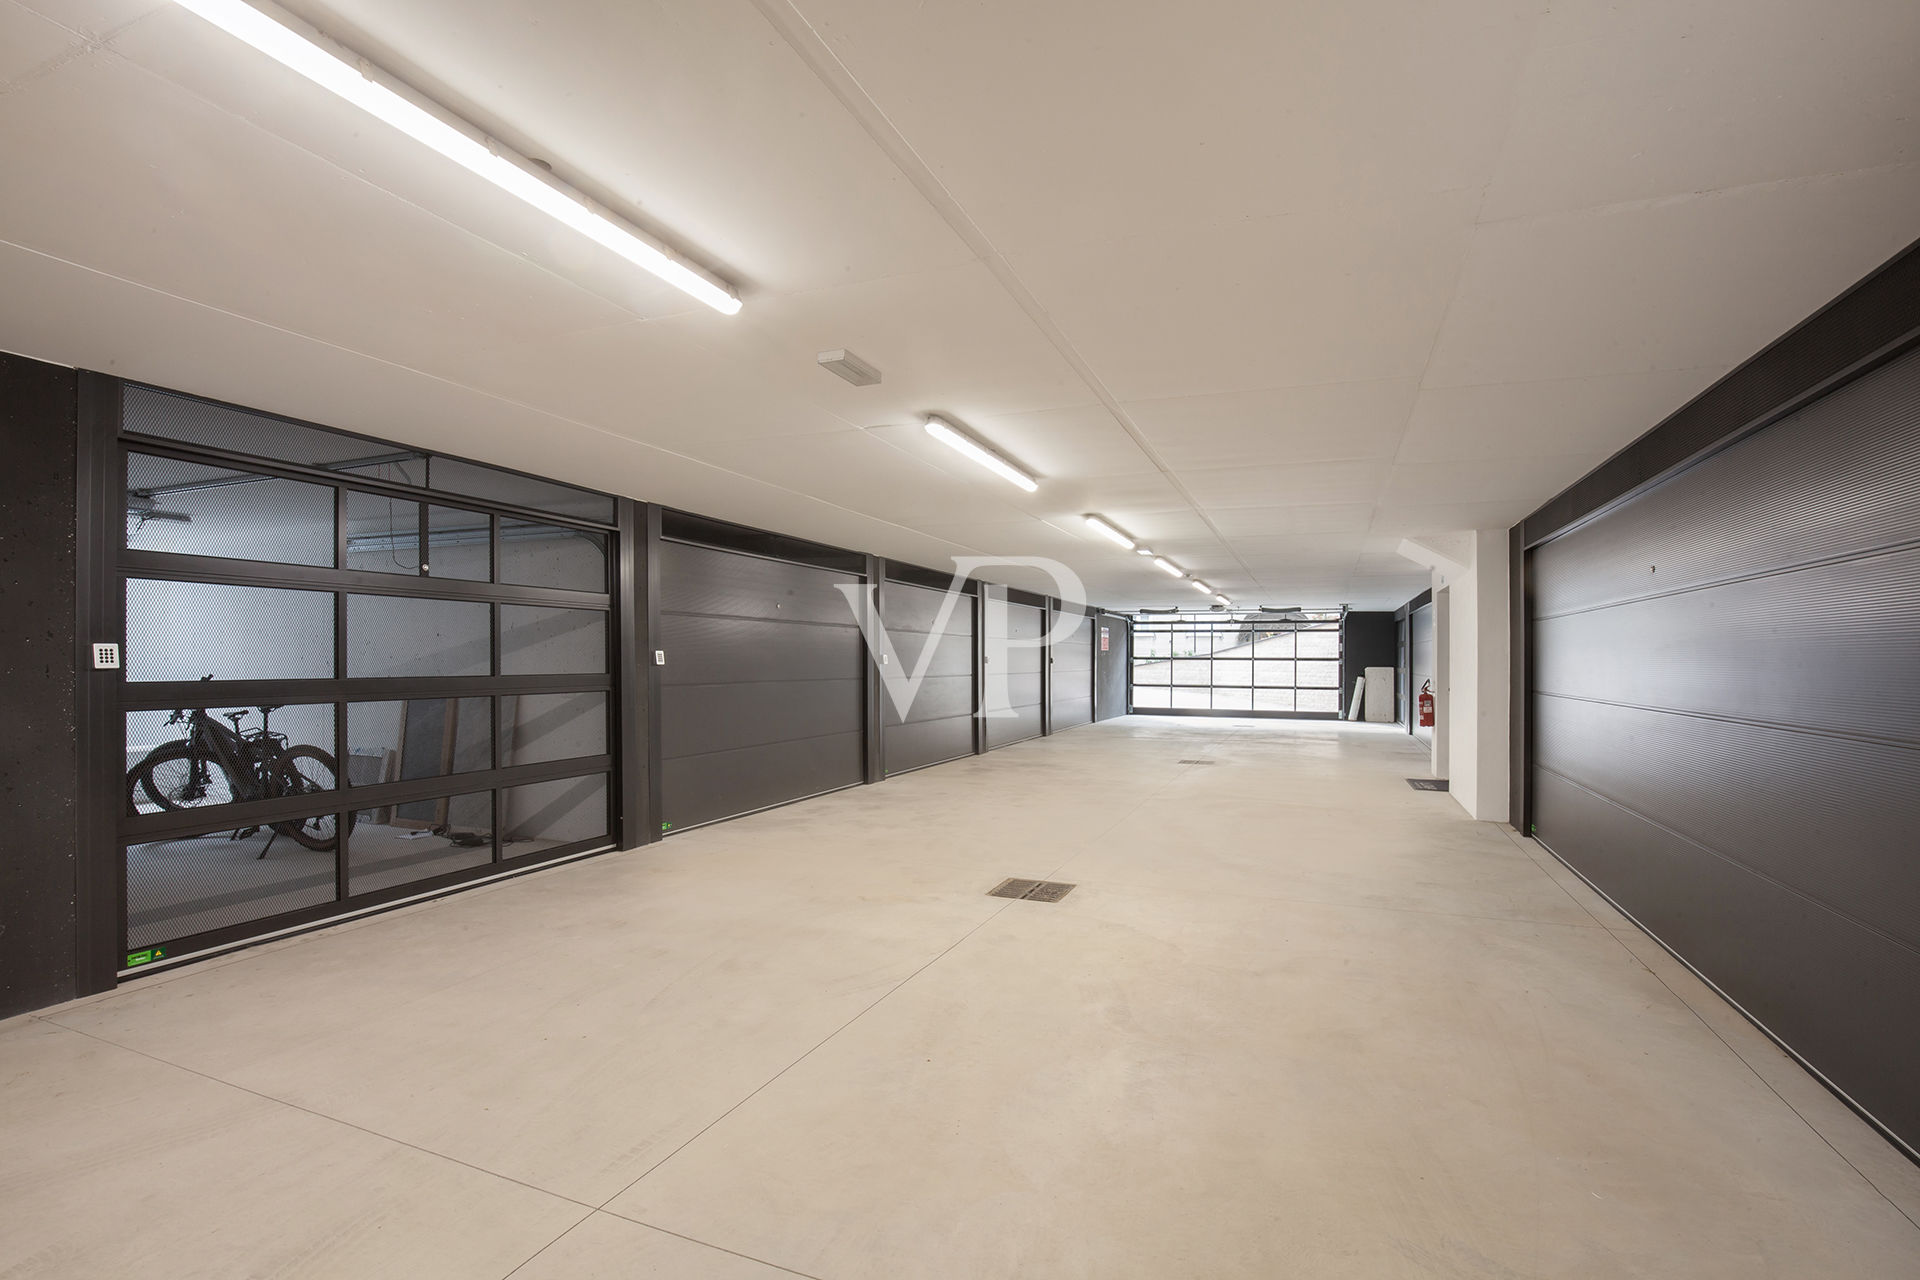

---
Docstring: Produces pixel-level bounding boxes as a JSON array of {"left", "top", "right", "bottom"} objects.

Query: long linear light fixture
[
  {"left": 1190, "top": 579, "right": 1212, "bottom": 594},
  {"left": 1213, "top": 593, "right": 1232, "bottom": 606},
  {"left": 171, "top": 0, "right": 741, "bottom": 315},
  {"left": 1082, "top": 514, "right": 1136, "bottom": 550},
  {"left": 924, "top": 416, "right": 1038, "bottom": 492},
  {"left": 1152, "top": 557, "right": 1185, "bottom": 578}
]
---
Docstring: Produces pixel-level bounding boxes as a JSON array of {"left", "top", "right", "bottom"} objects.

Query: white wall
[{"left": 1398, "top": 529, "right": 1511, "bottom": 824}]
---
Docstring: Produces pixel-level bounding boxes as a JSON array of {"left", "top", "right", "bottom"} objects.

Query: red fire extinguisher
[{"left": 1418, "top": 680, "right": 1435, "bottom": 728}]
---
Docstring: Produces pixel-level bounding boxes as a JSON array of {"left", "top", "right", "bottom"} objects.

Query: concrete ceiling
[{"left": 2, "top": 0, "right": 1914, "bottom": 608}]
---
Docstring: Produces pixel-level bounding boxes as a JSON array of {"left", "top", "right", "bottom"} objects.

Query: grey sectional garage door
[
  {"left": 882, "top": 578, "right": 975, "bottom": 775},
  {"left": 1529, "top": 346, "right": 1920, "bottom": 1153},
  {"left": 1051, "top": 610, "right": 1093, "bottom": 731},
  {"left": 658, "top": 541, "right": 865, "bottom": 830},
  {"left": 986, "top": 592, "right": 1044, "bottom": 749}
]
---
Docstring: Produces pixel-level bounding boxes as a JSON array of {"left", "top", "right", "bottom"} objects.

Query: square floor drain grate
[
  {"left": 1177, "top": 759, "right": 1216, "bottom": 765},
  {"left": 1407, "top": 777, "right": 1450, "bottom": 792},
  {"left": 988, "top": 878, "right": 1077, "bottom": 903}
]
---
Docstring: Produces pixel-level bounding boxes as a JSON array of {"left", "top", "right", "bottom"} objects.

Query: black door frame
[{"left": 84, "top": 377, "right": 634, "bottom": 981}]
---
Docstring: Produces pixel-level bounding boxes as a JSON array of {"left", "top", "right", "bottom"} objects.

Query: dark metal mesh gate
[{"left": 114, "top": 384, "right": 621, "bottom": 969}]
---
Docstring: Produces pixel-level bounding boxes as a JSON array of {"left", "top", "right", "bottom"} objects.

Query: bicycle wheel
[
  {"left": 269, "top": 746, "right": 348, "bottom": 851},
  {"left": 131, "top": 742, "right": 236, "bottom": 813}
]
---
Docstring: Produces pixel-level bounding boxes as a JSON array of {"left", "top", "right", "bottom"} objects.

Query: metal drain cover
[
  {"left": 1407, "top": 777, "right": 1450, "bottom": 792},
  {"left": 988, "top": 878, "right": 1077, "bottom": 903},
  {"left": 1177, "top": 759, "right": 1216, "bottom": 765}
]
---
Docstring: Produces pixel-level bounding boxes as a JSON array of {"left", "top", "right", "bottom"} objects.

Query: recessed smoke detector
[{"left": 817, "top": 349, "right": 881, "bottom": 386}]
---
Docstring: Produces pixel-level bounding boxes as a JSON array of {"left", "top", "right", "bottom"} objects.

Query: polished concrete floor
[{"left": 4, "top": 717, "right": 1916, "bottom": 1278}]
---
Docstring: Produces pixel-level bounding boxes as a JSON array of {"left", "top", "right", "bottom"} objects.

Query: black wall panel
[
  {"left": 1094, "top": 614, "right": 1128, "bottom": 720},
  {"left": 0, "top": 354, "right": 80, "bottom": 1017},
  {"left": 985, "top": 594, "right": 1044, "bottom": 749},
  {"left": 1340, "top": 611, "right": 1397, "bottom": 720},
  {"left": 881, "top": 578, "right": 975, "bottom": 775},
  {"left": 658, "top": 541, "right": 865, "bottom": 829},
  {"left": 1050, "top": 610, "right": 1094, "bottom": 731},
  {"left": 1529, "top": 345, "right": 1920, "bottom": 1153}
]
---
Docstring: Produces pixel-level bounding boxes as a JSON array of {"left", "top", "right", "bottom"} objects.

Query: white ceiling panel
[
  {"left": 1178, "top": 460, "right": 1392, "bottom": 510},
  {"left": 733, "top": 262, "right": 1092, "bottom": 424},
  {"left": 858, "top": 431, "right": 1186, "bottom": 526},
  {"left": 0, "top": 1, "right": 89, "bottom": 83},
  {"left": 1226, "top": 534, "right": 1370, "bottom": 561},
  {"left": 15, "top": 0, "right": 165, "bottom": 41},
  {"left": 4, "top": 0, "right": 1912, "bottom": 614},
  {"left": 691, "top": 431, "right": 1034, "bottom": 527},
  {"left": 864, "top": 519, "right": 1064, "bottom": 557},
  {"left": 266, "top": 0, "right": 976, "bottom": 295},
  {"left": 910, "top": 403, "right": 1156, "bottom": 480},
  {"left": 0, "top": 240, "right": 994, "bottom": 575},
  {"left": 1007, "top": 187, "right": 1481, "bottom": 402},
  {"left": 1207, "top": 504, "right": 1377, "bottom": 538},
  {"left": 440, "top": 318, "right": 859, "bottom": 451},
  {"left": 1485, "top": 0, "right": 1920, "bottom": 222},
  {"left": 1037, "top": 472, "right": 1195, "bottom": 522},
  {"left": 1396, "top": 367, "right": 1730, "bottom": 462},
  {"left": 791, "top": 0, "right": 1539, "bottom": 252},
  {"left": 1354, "top": 549, "right": 1428, "bottom": 575},
  {"left": 1380, "top": 455, "right": 1612, "bottom": 507},
  {"left": 1426, "top": 162, "right": 1920, "bottom": 388},
  {"left": 0, "top": 50, "right": 639, "bottom": 366},
  {"left": 104, "top": 8, "right": 715, "bottom": 323},
  {"left": 1115, "top": 510, "right": 1220, "bottom": 546},
  {"left": 1124, "top": 379, "right": 1419, "bottom": 469}
]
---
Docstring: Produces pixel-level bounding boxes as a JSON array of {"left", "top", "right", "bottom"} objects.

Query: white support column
[{"left": 1396, "top": 530, "right": 1511, "bottom": 824}]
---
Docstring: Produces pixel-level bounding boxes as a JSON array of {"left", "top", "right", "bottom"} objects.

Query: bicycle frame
[{"left": 173, "top": 708, "right": 278, "bottom": 803}]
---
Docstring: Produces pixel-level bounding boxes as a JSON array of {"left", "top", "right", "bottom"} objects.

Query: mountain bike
[{"left": 126, "top": 699, "right": 349, "bottom": 853}]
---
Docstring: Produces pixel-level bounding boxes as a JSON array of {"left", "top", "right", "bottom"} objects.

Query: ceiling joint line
[{"left": 748, "top": 0, "right": 1260, "bottom": 594}]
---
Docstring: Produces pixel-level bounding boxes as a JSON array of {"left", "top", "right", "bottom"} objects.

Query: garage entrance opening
[{"left": 1129, "top": 610, "right": 1344, "bottom": 717}]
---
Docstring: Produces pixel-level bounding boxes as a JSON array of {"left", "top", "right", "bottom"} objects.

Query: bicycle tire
[
  {"left": 130, "top": 741, "right": 237, "bottom": 813},
  {"left": 269, "top": 746, "right": 350, "bottom": 852}
]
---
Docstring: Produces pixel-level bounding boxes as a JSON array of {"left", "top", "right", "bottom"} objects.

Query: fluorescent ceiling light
[
  {"left": 1082, "top": 514, "right": 1135, "bottom": 550},
  {"left": 1213, "top": 594, "right": 1232, "bottom": 606},
  {"left": 1134, "top": 547, "right": 1154, "bottom": 556},
  {"left": 924, "top": 416, "right": 1038, "bottom": 492},
  {"left": 1190, "top": 580, "right": 1212, "bottom": 593},
  {"left": 171, "top": 0, "right": 741, "bottom": 315},
  {"left": 1152, "top": 557, "right": 1184, "bottom": 578}
]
